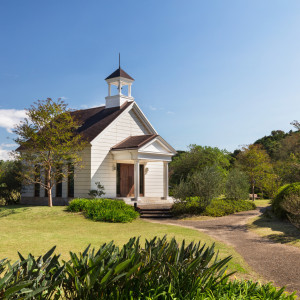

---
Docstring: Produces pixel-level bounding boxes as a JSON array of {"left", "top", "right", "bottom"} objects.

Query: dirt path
[{"left": 149, "top": 207, "right": 300, "bottom": 293}]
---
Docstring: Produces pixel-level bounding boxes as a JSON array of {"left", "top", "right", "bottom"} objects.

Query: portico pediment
[{"left": 111, "top": 135, "right": 176, "bottom": 162}]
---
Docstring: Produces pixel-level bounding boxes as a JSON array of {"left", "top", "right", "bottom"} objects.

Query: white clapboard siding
[
  {"left": 144, "top": 161, "right": 164, "bottom": 197},
  {"left": 21, "top": 184, "right": 34, "bottom": 197},
  {"left": 74, "top": 147, "right": 91, "bottom": 198},
  {"left": 91, "top": 108, "right": 151, "bottom": 198}
]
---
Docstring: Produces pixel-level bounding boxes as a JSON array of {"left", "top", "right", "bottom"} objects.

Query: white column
[
  {"left": 118, "top": 79, "right": 122, "bottom": 95},
  {"left": 128, "top": 84, "right": 131, "bottom": 97},
  {"left": 134, "top": 160, "right": 140, "bottom": 201},
  {"left": 163, "top": 162, "right": 169, "bottom": 199},
  {"left": 108, "top": 83, "right": 111, "bottom": 96}
]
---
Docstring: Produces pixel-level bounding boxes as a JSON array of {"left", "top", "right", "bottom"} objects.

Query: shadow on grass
[
  {"left": 0, "top": 205, "right": 30, "bottom": 218},
  {"left": 251, "top": 212, "right": 300, "bottom": 245}
]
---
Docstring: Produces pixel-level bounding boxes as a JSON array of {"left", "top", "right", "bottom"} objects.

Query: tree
[
  {"left": 170, "top": 145, "right": 230, "bottom": 185},
  {"left": 274, "top": 121, "right": 300, "bottom": 183},
  {"left": 13, "top": 98, "right": 88, "bottom": 207},
  {"left": 0, "top": 160, "right": 22, "bottom": 205},
  {"left": 225, "top": 168, "right": 249, "bottom": 200},
  {"left": 173, "top": 165, "right": 225, "bottom": 205},
  {"left": 254, "top": 130, "right": 288, "bottom": 158},
  {"left": 236, "top": 144, "right": 272, "bottom": 201}
]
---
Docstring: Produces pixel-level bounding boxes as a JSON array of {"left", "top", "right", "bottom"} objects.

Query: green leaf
[{"left": 114, "top": 259, "right": 132, "bottom": 275}]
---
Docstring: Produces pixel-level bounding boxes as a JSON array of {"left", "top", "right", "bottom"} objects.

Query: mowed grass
[
  {"left": 0, "top": 205, "right": 254, "bottom": 278},
  {"left": 248, "top": 211, "right": 300, "bottom": 249},
  {"left": 248, "top": 199, "right": 271, "bottom": 207}
]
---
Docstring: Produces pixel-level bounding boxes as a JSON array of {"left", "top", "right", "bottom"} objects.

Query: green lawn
[
  {"left": 248, "top": 213, "right": 300, "bottom": 249},
  {"left": 0, "top": 205, "right": 255, "bottom": 278},
  {"left": 248, "top": 199, "right": 272, "bottom": 207},
  {"left": 247, "top": 199, "right": 300, "bottom": 248}
]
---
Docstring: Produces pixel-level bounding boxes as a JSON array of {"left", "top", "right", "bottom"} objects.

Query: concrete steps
[{"left": 138, "top": 207, "right": 173, "bottom": 219}]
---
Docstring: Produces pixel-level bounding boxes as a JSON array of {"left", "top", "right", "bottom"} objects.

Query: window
[
  {"left": 56, "top": 166, "right": 62, "bottom": 197},
  {"left": 34, "top": 167, "right": 40, "bottom": 197},
  {"left": 34, "top": 183, "right": 40, "bottom": 197},
  {"left": 56, "top": 182, "right": 62, "bottom": 197},
  {"left": 44, "top": 177, "right": 48, "bottom": 197},
  {"left": 68, "top": 164, "right": 74, "bottom": 198}
]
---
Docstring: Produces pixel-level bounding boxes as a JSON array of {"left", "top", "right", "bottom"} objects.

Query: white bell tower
[{"left": 105, "top": 55, "right": 134, "bottom": 108}]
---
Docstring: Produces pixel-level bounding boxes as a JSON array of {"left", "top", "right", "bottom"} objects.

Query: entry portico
[{"left": 111, "top": 134, "right": 175, "bottom": 202}]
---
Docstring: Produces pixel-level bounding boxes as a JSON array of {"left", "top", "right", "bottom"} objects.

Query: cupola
[{"left": 105, "top": 56, "right": 134, "bottom": 108}]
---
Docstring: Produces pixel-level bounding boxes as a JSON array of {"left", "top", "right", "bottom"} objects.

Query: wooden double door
[
  {"left": 119, "top": 164, "right": 134, "bottom": 197},
  {"left": 117, "top": 163, "right": 144, "bottom": 197}
]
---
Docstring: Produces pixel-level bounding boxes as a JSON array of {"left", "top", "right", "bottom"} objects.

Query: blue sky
[{"left": 0, "top": 1, "right": 300, "bottom": 159}]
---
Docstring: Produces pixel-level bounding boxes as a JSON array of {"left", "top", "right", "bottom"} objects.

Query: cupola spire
[{"left": 105, "top": 56, "right": 134, "bottom": 108}]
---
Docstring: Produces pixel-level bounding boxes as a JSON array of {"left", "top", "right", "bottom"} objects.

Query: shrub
[
  {"left": 281, "top": 194, "right": 300, "bottom": 229},
  {"left": 172, "top": 198, "right": 256, "bottom": 217},
  {"left": 171, "top": 197, "right": 207, "bottom": 216},
  {"left": 225, "top": 168, "right": 249, "bottom": 200},
  {"left": 272, "top": 182, "right": 300, "bottom": 218},
  {"left": 0, "top": 160, "right": 22, "bottom": 205},
  {"left": 205, "top": 199, "right": 256, "bottom": 217},
  {"left": 0, "top": 237, "right": 295, "bottom": 299},
  {"left": 67, "top": 198, "right": 90, "bottom": 212},
  {"left": 173, "top": 165, "right": 225, "bottom": 205},
  {"left": 67, "top": 198, "right": 139, "bottom": 223}
]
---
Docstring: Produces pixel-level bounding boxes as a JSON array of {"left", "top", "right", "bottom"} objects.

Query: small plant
[{"left": 88, "top": 181, "right": 105, "bottom": 198}]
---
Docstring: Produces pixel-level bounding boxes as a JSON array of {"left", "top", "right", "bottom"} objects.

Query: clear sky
[{"left": 0, "top": 1, "right": 300, "bottom": 159}]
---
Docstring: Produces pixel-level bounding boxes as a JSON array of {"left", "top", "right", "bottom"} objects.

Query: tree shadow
[
  {"left": 252, "top": 212, "right": 300, "bottom": 245},
  {"left": 0, "top": 205, "right": 30, "bottom": 218}
]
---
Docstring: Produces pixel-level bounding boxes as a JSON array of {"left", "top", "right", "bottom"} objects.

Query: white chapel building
[{"left": 21, "top": 64, "right": 177, "bottom": 205}]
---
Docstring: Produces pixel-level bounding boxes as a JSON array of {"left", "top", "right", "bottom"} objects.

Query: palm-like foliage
[{"left": 0, "top": 237, "right": 296, "bottom": 299}]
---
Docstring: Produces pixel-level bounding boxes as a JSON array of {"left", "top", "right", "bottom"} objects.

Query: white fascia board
[
  {"left": 90, "top": 102, "right": 134, "bottom": 145},
  {"left": 138, "top": 152, "right": 173, "bottom": 162},
  {"left": 139, "top": 136, "right": 177, "bottom": 155},
  {"left": 132, "top": 102, "right": 157, "bottom": 135}
]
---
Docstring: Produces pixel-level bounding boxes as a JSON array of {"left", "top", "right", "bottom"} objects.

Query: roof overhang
[{"left": 111, "top": 135, "right": 176, "bottom": 162}]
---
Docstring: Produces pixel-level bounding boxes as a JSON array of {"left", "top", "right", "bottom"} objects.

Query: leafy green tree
[
  {"left": 236, "top": 144, "right": 272, "bottom": 201},
  {"left": 254, "top": 130, "right": 289, "bottom": 158},
  {"left": 173, "top": 165, "right": 225, "bottom": 205},
  {"left": 225, "top": 168, "right": 249, "bottom": 200},
  {"left": 170, "top": 145, "right": 230, "bottom": 185},
  {"left": 13, "top": 98, "right": 88, "bottom": 207},
  {"left": 273, "top": 122, "right": 300, "bottom": 183},
  {"left": 0, "top": 160, "right": 22, "bottom": 205}
]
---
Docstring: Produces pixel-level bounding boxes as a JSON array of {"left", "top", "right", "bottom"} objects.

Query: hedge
[
  {"left": 172, "top": 198, "right": 256, "bottom": 217},
  {"left": 67, "top": 198, "right": 139, "bottom": 223},
  {"left": 272, "top": 182, "right": 300, "bottom": 218}
]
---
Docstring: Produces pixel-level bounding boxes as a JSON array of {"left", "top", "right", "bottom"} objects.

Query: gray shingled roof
[
  {"left": 16, "top": 101, "right": 132, "bottom": 150},
  {"left": 105, "top": 68, "right": 134, "bottom": 81}
]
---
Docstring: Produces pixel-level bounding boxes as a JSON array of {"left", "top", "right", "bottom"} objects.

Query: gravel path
[{"left": 149, "top": 207, "right": 300, "bottom": 293}]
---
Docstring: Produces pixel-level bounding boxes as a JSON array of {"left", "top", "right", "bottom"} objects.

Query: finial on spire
[{"left": 119, "top": 53, "right": 120, "bottom": 69}]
